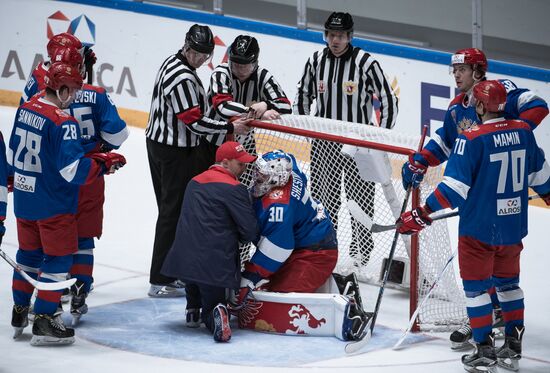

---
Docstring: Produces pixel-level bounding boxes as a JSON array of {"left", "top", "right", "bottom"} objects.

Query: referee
[
  {"left": 293, "top": 12, "right": 399, "bottom": 267},
  {"left": 145, "top": 24, "right": 251, "bottom": 297}
]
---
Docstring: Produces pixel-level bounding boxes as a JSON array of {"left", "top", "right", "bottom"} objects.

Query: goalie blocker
[{"left": 237, "top": 273, "right": 368, "bottom": 341}]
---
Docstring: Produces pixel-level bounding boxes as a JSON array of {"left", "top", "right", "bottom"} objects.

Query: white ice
[{"left": 0, "top": 105, "right": 548, "bottom": 373}]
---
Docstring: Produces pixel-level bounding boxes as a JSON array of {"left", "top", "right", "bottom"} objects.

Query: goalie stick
[
  {"left": 353, "top": 195, "right": 541, "bottom": 234},
  {"left": 0, "top": 247, "right": 76, "bottom": 291},
  {"left": 345, "top": 126, "right": 429, "bottom": 354}
]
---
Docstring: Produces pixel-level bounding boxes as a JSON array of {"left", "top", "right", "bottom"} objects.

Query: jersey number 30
[{"left": 268, "top": 206, "right": 284, "bottom": 222}]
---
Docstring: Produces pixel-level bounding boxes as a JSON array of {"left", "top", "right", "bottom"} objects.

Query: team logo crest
[
  {"left": 318, "top": 80, "right": 326, "bottom": 94},
  {"left": 342, "top": 81, "right": 357, "bottom": 95},
  {"left": 269, "top": 189, "right": 284, "bottom": 200},
  {"left": 457, "top": 118, "right": 475, "bottom": 133},
  {"left": 236, "top": 39, "right": 248, "bottom": 53}
]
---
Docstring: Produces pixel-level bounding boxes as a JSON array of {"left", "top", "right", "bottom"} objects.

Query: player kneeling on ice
[
  {"left": 233, "top": 150, "right": 368, "bottom": 341},
  {"left": 397, "top": 81, "right": 550, "bottom": 373},
  {"left": 161, "top": 141, "right": 258, "bottom": 342}
]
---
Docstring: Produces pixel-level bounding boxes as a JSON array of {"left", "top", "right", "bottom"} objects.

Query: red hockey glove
[
  {"left": 397, "top": 207, "right": 432, "bottom": 235},
  {"left": 540, "top": 191, "right": 550, "bottom": 206},
  {"left": 89, "top": 152, "right": 126, "bottom": 174},
  {"left": 229, "top": 277, "right": 255, "bottom": 312}
]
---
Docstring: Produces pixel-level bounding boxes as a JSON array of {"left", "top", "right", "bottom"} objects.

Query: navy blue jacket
[{"left": 162, "top": 165, "right": 258, "bottom": 289}]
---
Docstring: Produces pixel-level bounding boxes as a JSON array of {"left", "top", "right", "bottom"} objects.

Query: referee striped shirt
[
  {"left": 293, "top": 45, "right": 398, "bottom": 129},
  {"left": 206, "top": 63, "right": 291, "bottom": 145},
  {"left": 145, "top": 52, "right": 233, "bottom": 147}
]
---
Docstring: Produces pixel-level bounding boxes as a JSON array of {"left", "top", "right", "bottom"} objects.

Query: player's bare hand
[
  {"left": 249, "top": 101, "right": 268, "bottom": 118},
  {"left": 261, "top": 109, "right": 280, "bottom": 120}
]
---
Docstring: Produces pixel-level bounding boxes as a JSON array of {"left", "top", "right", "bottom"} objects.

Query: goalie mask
[{"left": 252, "top": 150, "right": 293, "bottom": 197}]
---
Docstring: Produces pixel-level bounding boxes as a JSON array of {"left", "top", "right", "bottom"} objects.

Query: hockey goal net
[{"left": 239, "top": 114, "right": 467, "bottom": 331}]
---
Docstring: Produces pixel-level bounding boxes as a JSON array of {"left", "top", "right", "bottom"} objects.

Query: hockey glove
[
  {"left": 401, "top": 153, "right": 428, "bottom": 190},
  {"left": 540, "top": 191, "right": 550, "bottom": 206},
  {"left": 397, "top": 207, "right": 432, "bottom": 235},
  {"left": 229, "top": 277, "right": 255, "bottom": 312},
  {"left": 89, "top": 152, "right": 127, "bottom": 175},
  {"left": 83, "top": 47, "right": 97, "bottom": 68}
]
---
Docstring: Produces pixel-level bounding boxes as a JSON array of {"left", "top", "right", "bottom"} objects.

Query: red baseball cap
[{"left": 216, "top": 141, "right": 257, "bottom": 163}]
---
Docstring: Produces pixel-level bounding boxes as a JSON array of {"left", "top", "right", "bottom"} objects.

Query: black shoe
[
  {"left": 31, "top": 314, "right": 75, "bottom": 346},
  {"left": 11, "top": 305, "right": 29, "bottom": 339},
  {"left": 497, "top": 326, "right": 524, "bottom": 371},
  {"left": 462, "top": 333, "right": 497, "bottom": 373},
  {"left": 186, "top": 308, "right": 201, "bottom": 328},
  {"left": 450, "top": 322, "right": 473, "bottom": 350}
]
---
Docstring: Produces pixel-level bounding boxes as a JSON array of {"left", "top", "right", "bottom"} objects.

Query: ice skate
[
  {"left": 186, "top": 308, "right": 201, "bottom": 328},
  {"left": 60, "top": 287, "right": 71, "bottom": 303},
  {"left": 70, "top": 280, "right": 88, "bottom": 326},
  {"left": 11, "top": 305, "right": 29, "bottom": 339},
  {"left": 497, "top": 326, "right": 524, "bottom": 371},
  {"left": 212, "top": 304, "right": 231, "bottom": 342},
  {"left": 451, "top": 322, "right": 473, "bottom": 350},
  {"left": 30, "top": 314, "right": 75, "bottom": 346},
  {"left": 492, "top": 307, "right": 505, "bottom": 338},
  {"left": 461, "top": 334, "right": 497, "bottom": 373}
]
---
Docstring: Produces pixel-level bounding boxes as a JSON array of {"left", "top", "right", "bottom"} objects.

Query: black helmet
[
  {"left": 185, "top": 24, "right": 214, "bottom": 54},
  {"left": 324, "top": 12, "right": 354, "bottom": 33},
  {"left": 229, "top": 35, "right": 259, "bottom": 64}
]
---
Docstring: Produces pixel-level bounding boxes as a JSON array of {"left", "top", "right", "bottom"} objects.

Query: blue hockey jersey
[
  {"left": 8, "top": 96, "right": 104, "bottom": 220},
  {"left": 421, "top": 79, "right": 548, "bottom": 166},
  {"left": 247, "top": 158, "right": 335, "bottom": 277},
  {"left": 67, "top": 84, "right": 129, "bottom": 153},
  {"left": 0, "top": 132, "right": 8, "bottom": 220},
  {"left": 426, "top": 118, "right": 550, "bottom": 245}
]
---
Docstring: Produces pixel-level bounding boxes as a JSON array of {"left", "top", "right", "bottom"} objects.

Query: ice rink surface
[{"left": 0, "top": 105, "right": 548, "bottom": 372}]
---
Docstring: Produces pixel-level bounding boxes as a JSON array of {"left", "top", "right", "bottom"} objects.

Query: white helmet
[{"left": 252, "top": 150, "right": 293, "bottom": 197}]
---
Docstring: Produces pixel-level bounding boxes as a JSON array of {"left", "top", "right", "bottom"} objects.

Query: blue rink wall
[{"left": 61, "top": 0, "right": 550, "bottom": 82}]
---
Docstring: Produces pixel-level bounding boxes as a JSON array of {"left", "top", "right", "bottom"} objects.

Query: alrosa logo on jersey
[
  {"left": 497, "top": 196, "right": 521, "bottom": 216},
  {"left": 14, "top": 173, "right": 36, "bottom": 193}
]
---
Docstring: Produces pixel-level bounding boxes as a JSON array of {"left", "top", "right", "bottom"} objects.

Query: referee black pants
[{"left": 146, "top": 138, "right": 215, "bottom": 285}]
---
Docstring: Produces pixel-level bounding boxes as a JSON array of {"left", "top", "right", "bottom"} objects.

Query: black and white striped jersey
[
  {"left": 205, "top": 63, "right": 291, "bottom": 145},
  {"left": 145, "top": 52, "right": 233, "bottom": 147},
  {"left": 293, "top": 45, "right": 398, "bottom": 129}
]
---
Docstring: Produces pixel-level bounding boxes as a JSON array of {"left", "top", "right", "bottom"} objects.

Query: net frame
[{"left": 239, "top": 115, "right": 467, "bottom": 332}]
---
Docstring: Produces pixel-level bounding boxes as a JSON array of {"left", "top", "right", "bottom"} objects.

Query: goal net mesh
[{"left": 238, "top": 114, "right": 467, "bottom": 330}]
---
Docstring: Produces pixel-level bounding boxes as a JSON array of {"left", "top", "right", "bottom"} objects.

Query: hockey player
[
  {"left": 20, "top": 40, "right": 129, "bottom": 324},
  {"left": 234, "top": 150, "right": 367, "bottom": 340},
  {"left": 401, "top": 48, "right": 548, "bottom": 349},
  {"left": 205, "top": 34, "right": 292, "bottom": 151},
  {"left": 21, "top": 32, "right": 96, "bottom": 104},
  {"left": 397, "top": 80, "right": 550, "bottom": 372},
  {"left": 9, "top": 62, "right": 126, "bottom": 345}
]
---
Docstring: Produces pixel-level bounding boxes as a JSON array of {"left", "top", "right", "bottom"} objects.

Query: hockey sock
[
  {"left": 494, "top": 276, "right": 524, "bottom": 336},
  {"left": 70, "top": 237, "right": 95, "bottom": 293},
  {"left": 33, "top": 254, "right": 72, "bottom": 315},
  {"left": 12, "top": 248, "right": 43, "bottom": 306}
]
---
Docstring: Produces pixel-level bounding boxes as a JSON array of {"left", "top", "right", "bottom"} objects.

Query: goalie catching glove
[
  {"left": 397, "top": 206, "right": 432, "bottom": 235},
  {"left": 89, "top": 152, "right": 127, "bottom": 174},
  {"left": 401, "top": 153, "right": 428, "bottom": 190}
]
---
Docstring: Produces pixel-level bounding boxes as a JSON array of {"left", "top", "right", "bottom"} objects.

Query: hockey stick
[
  {"left": 345, "top": 126, "right": 429, "bottom": 354},
  {"left": 0, "top": 247, "right": 76, "bottom": 291},
  {"left": 363, "top": 195, "right": 541, "bottom": 234},
  {"left": 392, "top": 248, "right": 458, "bottom": 350}
]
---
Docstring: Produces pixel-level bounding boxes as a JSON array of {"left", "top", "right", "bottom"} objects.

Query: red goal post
[{"left": 238, "top": 114, "right": 467, "bottom": 332}]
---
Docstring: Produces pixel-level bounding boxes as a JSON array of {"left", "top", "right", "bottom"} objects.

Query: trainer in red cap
[{"left": 216, "top": 141, "right": 257, "bottom": 163}]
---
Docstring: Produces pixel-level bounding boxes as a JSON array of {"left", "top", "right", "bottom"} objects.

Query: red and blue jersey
[
  {"left": 426, "top": 118, "right": 550, "bottom": 245},
  {"left": 420, "top": 79, "right": 548, "bottom": 167},
  {"left": 8, "top": 96, "right": 103, "bottom": 220},
  {"left": 67, "top": 84, "right": 129, "bottom": 153},
  {"left": 20, "top": 62, "right": 48, "bottom": 105},
  {"left": 247, "top": 158, "right": 335, "bottom": 278}
]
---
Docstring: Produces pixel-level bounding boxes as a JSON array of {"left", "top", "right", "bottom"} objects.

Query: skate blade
[
  {"left": 497, "top": 357, "right": 520, "bottom": 372},
  {"left": 30, "top": 335, "right": 75, "bottom": 346},
  {"left": 71, "top": 314, "right": 82, "bottom": 327},
  {"left": 464, "top": 364, "right": 498, "bottom": 373},
  {"left": 13, "top": 327, "right": 25, "bottom": 339},
  {"left": 451, "top": 341, "right": 474, "bottom": 351}
]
